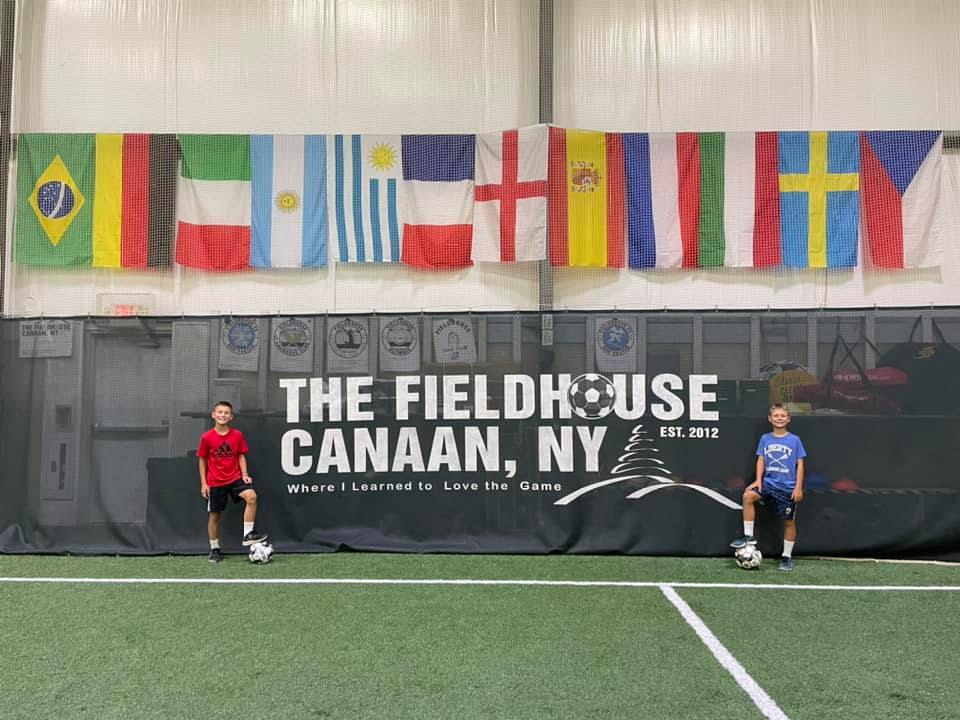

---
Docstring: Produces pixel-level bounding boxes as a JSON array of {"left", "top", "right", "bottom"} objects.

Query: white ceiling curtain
[
  {"left": 13, "top": 0, "right": 539, "bottom": 133},
  {"left": 553, "top": 0, "right": 960, "bottom": 132}
]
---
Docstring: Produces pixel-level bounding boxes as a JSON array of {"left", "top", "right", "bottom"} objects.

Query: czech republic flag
[{"left": 860, "top": 131, "right": 943, "bottom": 269}]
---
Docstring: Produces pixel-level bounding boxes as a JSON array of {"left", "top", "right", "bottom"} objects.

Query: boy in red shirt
[{"left": 198, "top": 401, "right": 267, "bottom": 563}]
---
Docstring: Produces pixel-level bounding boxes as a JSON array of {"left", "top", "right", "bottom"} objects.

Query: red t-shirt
[{"left": 197, "top": 427, "right": 249, "bottom": 487}]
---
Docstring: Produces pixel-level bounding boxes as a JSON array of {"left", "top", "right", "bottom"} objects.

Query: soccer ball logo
[
  {"left": 567, "top": 373, "right": 616, "bottom": 420},
  {"left": 248, "top": 540, "right": 274, "bottom": 564},
  {"left": 734, "top": 546, "right": 762, "bottom": 570}
]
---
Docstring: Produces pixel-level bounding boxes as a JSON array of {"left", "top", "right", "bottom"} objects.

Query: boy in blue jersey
[{"left": 731, "top": 403, "right": 806, "bottom": 571}]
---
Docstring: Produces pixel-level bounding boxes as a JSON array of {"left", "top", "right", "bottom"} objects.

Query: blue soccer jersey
[{"left": 756, "top": 432, "right": 807, "bottom": 491}]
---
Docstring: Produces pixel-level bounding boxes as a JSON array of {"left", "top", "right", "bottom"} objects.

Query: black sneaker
[
  {"left": 730, "top": 535, "right": 757, "bottom": 549},
  {"left": 208, "top": 548, "right": 224, "bottom": 564},
  {"left": 778, "top": 557, "right": 795, "bottom": 571},
  {"left": 242, "top": 530, "right": 268, "bottom": 546}
]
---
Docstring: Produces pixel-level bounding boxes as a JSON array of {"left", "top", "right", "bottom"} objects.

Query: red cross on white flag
[{"left": 472, "top": 125, "right": 548, "bottom": 262}]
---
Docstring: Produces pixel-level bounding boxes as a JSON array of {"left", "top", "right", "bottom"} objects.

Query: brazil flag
[{"left": 16, "top": 134, "right": 95, "bottom": 266}]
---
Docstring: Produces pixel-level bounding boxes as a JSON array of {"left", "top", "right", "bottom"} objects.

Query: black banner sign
[
  {"left": 125, "top": 374, "right": 960, "bottom": 559},
  {"left": 2, "top": 316, "right": 960, "bottom": 559}
]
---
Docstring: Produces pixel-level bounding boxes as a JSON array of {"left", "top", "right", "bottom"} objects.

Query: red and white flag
[
  {"left": 861, "top": 131, "right": 945, "bottom": 269},
  {"left": 472, "top": 125, "right": 548, "bottom": 262}
]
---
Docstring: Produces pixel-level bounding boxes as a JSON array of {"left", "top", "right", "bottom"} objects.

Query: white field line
[
  {"left": 0, "top": 577, "right": 959, "bottom": 590},
  {"left": 815, "top": 556, "right": 960, "bottom": 568},
  {"left": 660, "top": 585, "right": 789, "bottom": 720}
]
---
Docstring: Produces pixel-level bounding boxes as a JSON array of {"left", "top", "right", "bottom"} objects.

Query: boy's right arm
[
  {"left": 199, "top": 456, "right": 209, "bottom": 498},
  {"left": 747, "top": 456, "right": 764, "bottom": 491}
]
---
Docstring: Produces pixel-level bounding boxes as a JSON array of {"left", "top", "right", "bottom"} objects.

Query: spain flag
[{"left": 547, "top": 127, "right": 625, "bottom": 268}]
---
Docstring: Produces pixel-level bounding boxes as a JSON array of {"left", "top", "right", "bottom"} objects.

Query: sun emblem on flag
[
  {"left": 369, "top": 143, "right": 397, "bottom": 171},
  {"left": 570, "top": 161, "right": 601, "bottom": 192},
  {"left": 275, "top": 190, "right": 301, "bottom": 213}
]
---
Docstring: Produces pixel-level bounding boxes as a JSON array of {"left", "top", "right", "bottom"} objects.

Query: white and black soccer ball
[
  {"left": 567, "top": 373, "right": 616, "bottom": 420},
  {"left": 248, "top": 540, "right": 274, "bottom": 564},
  {"left": 734, "top": 545, "right": 762, "bottom": 570},
  {"left": 759, "top": 360, "right": 810, "bottom": 380}
]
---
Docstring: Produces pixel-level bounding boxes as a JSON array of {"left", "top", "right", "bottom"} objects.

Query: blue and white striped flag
[
  {"left": 250, "top": 134, "right": 328, "bottom": 268},
  {"left": 329, "top": 134, "right": 404, "bottom": 263}
]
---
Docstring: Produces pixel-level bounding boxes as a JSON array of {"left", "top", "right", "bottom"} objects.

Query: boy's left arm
[
  {"left": 239, "top": 454, "right": 253, "bottom": 484},
  {"left": 792, "top": 458, "right": 805, "bottom": 502}
]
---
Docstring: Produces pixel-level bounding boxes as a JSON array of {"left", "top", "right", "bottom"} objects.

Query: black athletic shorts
[
  {"left": 207, "top": 478, "right": 254, "bottom": 513},
  {"left": 750, "top": 484, "right": 798, "bottom": 520}
]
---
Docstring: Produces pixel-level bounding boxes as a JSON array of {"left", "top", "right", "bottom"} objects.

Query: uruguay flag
[
  {"left": 330, "top": 134, "right": 404, "bottom": 263},
  {"left": 250, "top": 135, "right": 327, "bottom": 268},
  {"left": 400, "top": 134, "right": 475, "bottom": 270},
  {"left": 860, "top": 131, "right": 944, "bottom": 269}
]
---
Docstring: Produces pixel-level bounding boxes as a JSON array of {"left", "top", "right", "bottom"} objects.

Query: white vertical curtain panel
[
  {"left": 553, "top": 0, "right": 960, "bottom": 132},
  {"left": 8, "top": 0, "right": 540, "bottom": 315},
  {"left": 8, "top": 0, "right": 960, "bottom": 314},
  {"left": 551, "top": 0, "right": 960, "bottom": 310},
  {"left": 14, "top": 0, "right": 539, "bottom": 133}
]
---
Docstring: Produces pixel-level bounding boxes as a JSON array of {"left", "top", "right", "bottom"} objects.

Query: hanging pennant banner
[
  {"left": 433, "top": 316, "right": 477, "bottom": 363},
  {"left": 219, "top": 317, "right": 261, "bottom": 371},
  {"left": 327, "top": 317, "right": 370, "bottom": 373},
  {"left": 379, "top": 316, "right": 420, "bottom": 372},
  {"left": 270, "top": 317, "right": 315, "bottom": 373},
  {"left": 595, "top": 316, "right": 638, "bottom": 373}
]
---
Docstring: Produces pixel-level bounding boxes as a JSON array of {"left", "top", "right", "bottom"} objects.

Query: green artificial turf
[
  {"left": 0, "top": 554, "right": 956, "bottom": 719},
  {"left": 684, "top": 587, "right": 960, "bottom": 720},
  {"left": 1, "top": 552, "right": 957, "bottom": 585}
]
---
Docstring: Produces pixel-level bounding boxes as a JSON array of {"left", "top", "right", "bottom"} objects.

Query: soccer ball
[
  {"left": 759, "top": 359, "right": 810, "bottom": 380},
  {"left": 248, "top": 540, "right": 274, "bottom": 564},
  {"left": 567, "top": 373, "right": 616, "bottom": 420},
  {"left": 734, "top": 545, "right": 762, "bottom": 570}
]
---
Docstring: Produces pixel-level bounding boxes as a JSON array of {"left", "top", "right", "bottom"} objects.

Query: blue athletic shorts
[{"left": 750, "top": 484, "right": 798, "bottom": 520}]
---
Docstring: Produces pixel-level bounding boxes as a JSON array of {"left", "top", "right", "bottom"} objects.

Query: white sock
[
  {"left": 243, "top": 522, "right": 254, "bottom": 536},
  {"left": 783, "top": 540, "right": 795, "bottom": 558},
  {"left": 210, "top": 539, "right": 220, "bottom": 550},
  {"left": 744, "top": 521, "right": 755, "bottom": 536}
]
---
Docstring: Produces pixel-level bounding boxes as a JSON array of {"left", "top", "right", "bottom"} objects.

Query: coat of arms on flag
[{"left": 548, "top": 127, "right": 626, "bottom": 268}]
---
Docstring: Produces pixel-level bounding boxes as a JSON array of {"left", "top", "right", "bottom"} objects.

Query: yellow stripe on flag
[
  {"left": 566, "top": 130, "right": 608, "bottom": 267},
  {"left": 779, "top": 132, "right": 859, "bottom": 268},
  {"left": 93, "top": 134, "right": 123, "bottom": 268}
]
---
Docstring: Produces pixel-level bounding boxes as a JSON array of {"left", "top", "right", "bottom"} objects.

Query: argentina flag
[
  {"left": 329, "top": 134, "right": 404, "bottom": 263},
  {"left": 250, "top": 134, "right": 328, "bottom": 268}
]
